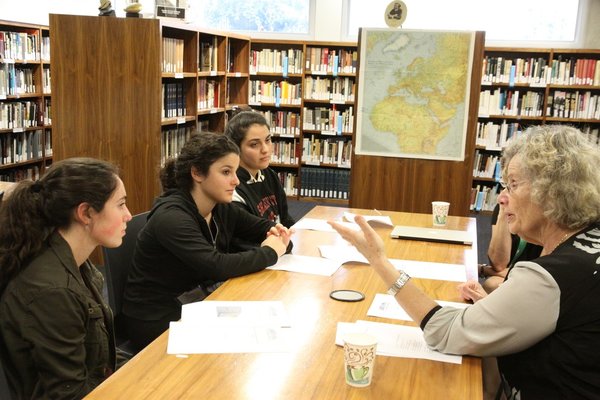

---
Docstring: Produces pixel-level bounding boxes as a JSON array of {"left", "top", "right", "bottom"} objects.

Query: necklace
[{"left": 550, "top": 231, "right": 572, "bottom": 254}]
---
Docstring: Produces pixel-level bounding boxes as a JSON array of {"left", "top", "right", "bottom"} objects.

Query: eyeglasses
[{"left": 499, "top": 180, "right": 525, "bottom": 194}]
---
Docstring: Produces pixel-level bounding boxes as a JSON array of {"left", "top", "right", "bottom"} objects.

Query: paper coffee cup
[
  {"left": 343, "top": 333, "right": 377, "bottom": 387},
  {"left": 432, "top": 201, "right": 450, "bottom": 226}
]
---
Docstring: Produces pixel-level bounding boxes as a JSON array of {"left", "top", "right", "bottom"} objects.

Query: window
[
  {"left": 187, "top": 0, "right": 313, "bottom": 38},
  {"left": 343, "top": 0, "right": 584, "bottom": 46}
]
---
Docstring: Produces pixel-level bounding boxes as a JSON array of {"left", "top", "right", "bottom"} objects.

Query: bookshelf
[
  {"left": 472, "top": 47, "right": 600, "bottom": 213},
  {"left": 0, "top": 20, "right": 53, "bottom": 183},
  {"left": 248, "top": 39, "right": 357, "bottom": 204},
  {"left": 50, "top": 14, "right": 250, "bottom": 215}
]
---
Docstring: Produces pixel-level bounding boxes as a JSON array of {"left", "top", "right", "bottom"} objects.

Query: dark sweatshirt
[{"left": 122, "top": 189, "right": 278, "bottom": 322}]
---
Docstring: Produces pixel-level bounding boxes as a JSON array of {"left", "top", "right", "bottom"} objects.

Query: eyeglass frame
[{"left": 499, "top": 180, "right": 526, "bottom": 194}]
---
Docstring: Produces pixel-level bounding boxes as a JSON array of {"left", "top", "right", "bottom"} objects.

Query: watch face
[{"left": 384, "top": 1, "right": 407, "bottom": 28}]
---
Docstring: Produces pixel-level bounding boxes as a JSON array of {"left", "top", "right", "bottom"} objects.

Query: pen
[{"left": 374, "top": 209, "right": 382, "bottom": 215}]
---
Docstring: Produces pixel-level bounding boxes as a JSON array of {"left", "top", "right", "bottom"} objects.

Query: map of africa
[{"left": 355, "top": 29, "right": 475, "bottom": 160}]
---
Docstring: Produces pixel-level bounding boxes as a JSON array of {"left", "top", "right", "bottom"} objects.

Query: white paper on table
[
  {"left": 318, "top": 245, "right": 466, "bottom": 282},
  {"left": 167, "top": 321, "right": 293, "bottom": 354},
  {"left": 318, "top": 245, "right": 368, "bottom": 265},
  {"left": 335, "top": 321, "right": 462, "bottom": 364},
  {"left": 367, "top": 293, "right": 471, "bottom": 321},
  {"left": 268, "top": 254, "right": 341, "bottom": 276},
  {"left": 292, "top": 217, "right": 360, "bottom": 232},
  {"left": 180, "top": 300, "right": 291, "bottom": 327},
  {"left": 343, "top": 212, "right": 394, "bottom": 227},
  {"left": 389, "top": 259, "right": 467, "bottom": 282}
]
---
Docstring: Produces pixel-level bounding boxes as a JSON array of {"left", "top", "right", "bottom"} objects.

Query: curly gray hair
[{"left": 501, "top": 125, "right": 600, "bottom": 229}]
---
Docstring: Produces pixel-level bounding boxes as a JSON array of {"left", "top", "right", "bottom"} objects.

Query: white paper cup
[
  {"left": 343, "top": 333, "right": 377, "bottom": 387},
  {"left": 432, "top": 201, "right": 450, "bottom": 226}
]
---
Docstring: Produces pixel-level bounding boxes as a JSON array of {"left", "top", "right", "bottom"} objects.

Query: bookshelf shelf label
[
  {"left": 210, "top": 108, "right": 217, "bottom": 114},
  {"left": 174, "top": 73, "right": 184, "bottom": 79},
  {"left": 177, "top": 117, "right": 186, "bottom": 124},
  {"left": 235, "top": 72, "right": 241, "bottom": 77},
  {"left": 210, "top": 71, "right": 217, "bottom": 76},
  {"left": 0, "top": 95, "right": 6, "bottom": 100},
  {"left": 13, "top": 127, "right": 24, "bottom": 133}
]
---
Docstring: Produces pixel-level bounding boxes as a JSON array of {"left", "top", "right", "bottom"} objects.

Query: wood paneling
[
  {"left": 350, "top": 31, "right": 485, "bottom": 217},
  {"left": 49, "top": 14, "right": 162, "bottom": 215}
]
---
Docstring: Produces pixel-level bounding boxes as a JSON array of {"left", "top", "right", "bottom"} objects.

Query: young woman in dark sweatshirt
[{"left": 121, "top": 132, "right": 292, "bottom": 352}]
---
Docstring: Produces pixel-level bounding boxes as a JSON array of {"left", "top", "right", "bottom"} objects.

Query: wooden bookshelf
[
  {"left": 472, "top": 47, "right": 600, "bottom": 214},
  {"left": 248, "top": 39, "right": 357, "bottom": 204},
  {"left": 50, "top": 14, "right": 250, "bottom": 215},
  {"left": 0, "top": 20, "right": 53, "bottom": 182}
]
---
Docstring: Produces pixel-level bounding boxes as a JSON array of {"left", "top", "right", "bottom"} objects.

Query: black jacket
[{"left": 122, "top": 189, "right": 278, "bottom": 322}]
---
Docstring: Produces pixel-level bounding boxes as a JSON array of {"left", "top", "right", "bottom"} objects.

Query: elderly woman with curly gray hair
[{"left": 330, "top": 125, "right": 600, "bottom": 399}]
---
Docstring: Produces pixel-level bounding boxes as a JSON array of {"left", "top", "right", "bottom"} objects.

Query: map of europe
[{"left": 355, "top": 29, "right": 475, "bottom": 160}]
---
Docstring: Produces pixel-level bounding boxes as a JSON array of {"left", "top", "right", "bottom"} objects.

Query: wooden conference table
[{"left": 86, "top": 206, "right": 481, "bottom": 399}]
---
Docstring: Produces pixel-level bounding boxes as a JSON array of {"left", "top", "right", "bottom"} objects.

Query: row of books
[
  {"left": 41, "top": 36, "right": 50, "bottom": 61},
  {"left": 469, "top": 183, "right": 501, "bottom": 212},
  {"left": 0, "top": 31, "right": 40, "bottom": 61},
  {"left": 161, "top": 82, "right": 186, "bottom": 119},
  {"left": 481, "top": 56, "right": 549, "bottom": 85},
  {"left": 0, "top": 101, "right": 40, "bottom": 129},
  {"left": 547, "top": 57, "right": 600, "bottom": 86},
  {"left": 161, "top": 124, "right": 194, "bottom": 164},
  {"left": 43, "top": 98, "right": 51, "bottom": 125},
  {"left": 249, "top": 48, "right": 304, "bottom": 75},
  {"left": 302, "top": 106, "right": 353, "bottom": 134},
  {"left": 479, "top": 89, "right": 544, "bottom": 117},
  {"left": 0, "top": 165, "right": 40, "bottom": 182},
  {"left": 301, "top": 136, "right": 352, "bottom": 167},
  {"left": 248, "top": 80, "right": 302, "bottom": 106},
  {"left": 475, "top": 121, "right": 523, "bottom": 150},
  {"left": 197, "top": 79, "right": 219, "bottom": 110},
  {"left": 0, "top": 64, "right": 36, "bottom": 95},
  {"left": 257, "top": 110, "right": 301, "bottom": 136},
  {"left": 303, "top": 76, "right": 355, "bottom": 102},
  {"left": 299, "top": 167, "right": 350, "bottom": 200},
  {"left": 304, "top": 47, "right": 357, "bottom": 75},
  {"left": 199, "top": 38, "right": 219, "bottom": 72},
  {"left": 547, "top": 90, "right": 600, "bottom": 120},
  {"left": 43, "top": 67, "right": 50, "bottom": 93},
  {"left": 482, "top": 55, "right": 600, "bottom": 86},
  {"left": 0, "top": 129, "right": 45, "bottom": 165},
  {"left": 162, "top": 37, "right": 185, "bottom": 73},
  {"left": 473, "top": 150, "right": 501, "bottom": 179},
  {"left": 271, "top": 139, "right": 299, "bottom": 165},
  {"left": 277, "top": 171, "right": 298, "bottom": 197}
]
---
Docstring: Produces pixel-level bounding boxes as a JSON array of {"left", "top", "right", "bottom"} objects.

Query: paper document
[
  {"left": 318, "top": 245, "right": 467, "bottom": 282},
  {"left": 292, "top": 218, "right": 360, "bottom": 232},
  {"left": 168, "top": 301, "right": 293, "bottom": 355},
  {"left": 343, "top": 212, "right": 393, "bottom": 226},
  {"left": 367, "top": 293, "right": 470, "bottom": 321},
  {"left": 167, "top": 321, "right": 292, "bottom": 354},
  {"left": 180, "top": 300, "right": 290, "bottom": 326},
  {"left": 268, "top": 254, "right": 341, "bottom": 276},
  {"left": 335, "top": 321, "right": 462, "bottom": 364}
]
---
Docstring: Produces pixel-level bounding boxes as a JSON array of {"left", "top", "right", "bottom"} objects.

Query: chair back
[{"left": 102, "top": 211, "right": 149, "bottom": 317}]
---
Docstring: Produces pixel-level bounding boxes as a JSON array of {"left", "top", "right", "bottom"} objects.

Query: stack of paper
[{"left": 167, "top": 301, "right": 293, "bottom": 355}]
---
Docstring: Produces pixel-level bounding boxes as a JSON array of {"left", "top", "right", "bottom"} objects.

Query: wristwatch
[{"left": 387, "top": 270, "right": 411, "bottom": 296}]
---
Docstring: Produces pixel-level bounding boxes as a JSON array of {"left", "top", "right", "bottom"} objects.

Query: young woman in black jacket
[{"left": 122, "top": 132, "right": 292, "bottom": 352}]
